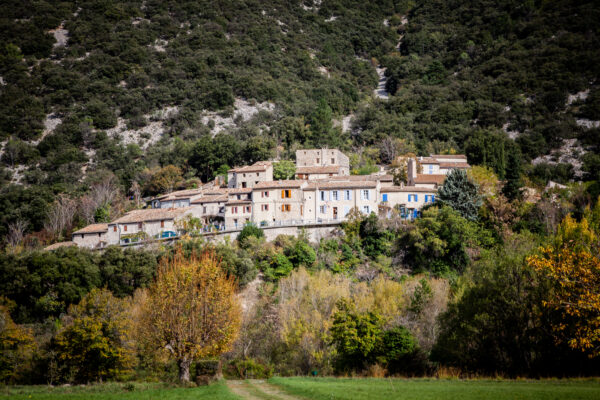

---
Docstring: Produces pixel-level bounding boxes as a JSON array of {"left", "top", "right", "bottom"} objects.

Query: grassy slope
[
  {"left": 269, "top": 377, "right": 600, "bottom": 400},
  {"left": 0, "top": 381, "right": 240, "bottom": 400}
]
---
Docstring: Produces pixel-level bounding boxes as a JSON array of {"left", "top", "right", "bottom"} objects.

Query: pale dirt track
[{"left": 226, "top": 379, "right": 305, "bottom": 400}]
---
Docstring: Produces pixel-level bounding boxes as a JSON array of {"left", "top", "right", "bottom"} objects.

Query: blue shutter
[
  {"left": 431, "top": 195, "right": 435, "bottom": 202},
  {"left": 415, "top": 194, "right": 418, "bottom": 202},
  {"left": 382, "top": 193, "right": 388, "bottom": 202}
]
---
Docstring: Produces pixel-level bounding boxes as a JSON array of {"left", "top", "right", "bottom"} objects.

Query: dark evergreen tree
[
  {"left": 437, "top": 169, "right": 482, "bottom": 221},
  {"left": 503, "top": 148, "right": 523, "bottom": 201}
]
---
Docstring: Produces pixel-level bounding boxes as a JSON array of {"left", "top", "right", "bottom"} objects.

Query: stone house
[
  {"left": 71, "top": 223, "right": 108, "bottom": 249},
  {"left": 295, "top": 148, "right": 350, "bottom": 175},
  {"left": 303, "top": 180, "right": 380, "bottom": 221},
  {"left": 228, "top": 161, "right": 273, "bottom": 189},
  {"left": 379, "top": 186, "right": 437, "bottom": 219},
  {"left": 106, "top": 208, "right": 191, "bottom": 245},
  {"left": 250, "top": 180, "right": 307, "bottom": 226}
]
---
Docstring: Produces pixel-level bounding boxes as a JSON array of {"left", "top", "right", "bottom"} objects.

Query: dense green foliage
[{"left": 437, "top": 169, "right": 482, "bottom": 221}]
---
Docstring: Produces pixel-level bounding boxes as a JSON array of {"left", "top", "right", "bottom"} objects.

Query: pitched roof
[
  {"left": 156, "top": 188, "right": 204, "bottom": 200},
  {"left": 306, "top": 181, "right": 377, "bottom": 189},
  {"left": 110, "top": 208, "right": 190, "bottom": 224},
  {"left": 45, "top": 241, "right": 76, "bottom": 251},
  {"left": 228, "top": 161, "right": 272, "bottom": 173},
  {"left": 226, "top": 199, "right": 252, "bottom": 205},
  {"left": 229, "top": 187, "right": 253, "bottom": 194},
  {"left": 413, "top": 174, "right": 447, "bottom": 185},
  {"left": 296, "top": 165, "right": 341, "bottom": 174},
  {"left": 327, "top": 174, "right": 392, "bottom": 182},
  {"left": 191, "top": 194, "right": 229, "bottom": 204},
  {"left": 73, "top": 223, "right": 108, "bottom": 235},
  {"left": 381, "top": 186, "right": 437, "bottom": 193},
  {"left": 254, "top": 180, "right": 305, "bottom": 189},
  {"left": 418, "top": 157, "right": 439, "bottom": 164},
  {"left": 431, "top": 154, "right": 468, "bottom": 160},
  {"left": 438, "top": 162, "right": 470, "bottom": 169}
]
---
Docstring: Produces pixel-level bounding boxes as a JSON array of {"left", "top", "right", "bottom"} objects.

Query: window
[
  {"left": 362, "top": 206, "right": 370, "bottom": 214},
  {"left": 428, "top": 165, "right": 433, "bottom": 174},
  {"left": 262, "top": 204, "right": 269, "bottom": 211},
  {"left": 320, "top": 205, "right": 327, "bottom": 214},
  {"left": 124, "top": 225, "right": 128, "bottom": 232},
  {"left": 242, "top": 182, "right": 247, "bottom": 188},
  {"left": 245, "top": 206, "right": 251, "bottom": 213},
  {"left": 382, "top": 193, "right": 388, "bottom": 202},
  {"left": 262, "top": 191, "right": 269, "bottom": 198},
  {"left": 257, "top": 172, "right": 260, "bottom": 176},
  {"left": 281, "top": 204, "right": 291, "bottom": 212},
  {"left": 361, "top": 189, "right": 370, "bottom": 200},
  {"left": 331, "top": 158, "right": 335, "bottom": 164},
  {"left": 232, "top": 206, "right": 238, "bottom": 214},
  {"left": 138, "top": 222, "right": 142, "bottom": 229},
  {"left": 203, "top": 206, "right": 207, "bottom": 213},
  {"left": 113, "top": 226, "right": 117, "bottom": 232},
  {"left": 243, "top": 173, "right": 246, "bottom": 177},
  {"left": 320, "top": 191, "right": 326, "bottom": 201},
  {"left": 408, "top": 194, "right": 419, "bottom": 202},
  {"left": 161, "top": 220, "right": 165, "bottom": 227},
  {"left": 332, "top": 190, "right": 338, "bottom": 201},
  {"left": 281, "top": 189, "right": 291, "bottom": 198},
  {"left": 344, "top": 190, "right": 352, "bottom": 200},
  {"left": 316, "top": 158, "right": 320, "bottom": 164}
]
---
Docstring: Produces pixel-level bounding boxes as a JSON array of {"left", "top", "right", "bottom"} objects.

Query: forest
[{"left": 1, "top": 0, "right": 600, "bottom": 385}]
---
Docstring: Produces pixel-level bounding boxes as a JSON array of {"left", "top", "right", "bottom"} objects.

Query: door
[
  {"left": 413, "top": 209, "right": 419, "bottom": 219},
  {"left": 333, "top": 207, "right": 338, "bottom": 220}
]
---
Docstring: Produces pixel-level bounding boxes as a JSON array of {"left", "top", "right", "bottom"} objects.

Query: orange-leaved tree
[
  {"left": 527, "top": 210, "right": 600, "bottom": 357},
  {"left": 141, "top": 250, "right": 241, "bottom": 382}
]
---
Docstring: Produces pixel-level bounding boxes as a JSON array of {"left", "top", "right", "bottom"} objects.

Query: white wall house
[{"left": 379, "top": 186, "right": 437, "bottom": 219}]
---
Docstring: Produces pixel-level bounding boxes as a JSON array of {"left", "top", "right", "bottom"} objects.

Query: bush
[
  {"left": 237, "top": 224, "right": 264, "bottom": 248},
  {"left": 224, "top": 358, "right": 273, "bottom": 379}
]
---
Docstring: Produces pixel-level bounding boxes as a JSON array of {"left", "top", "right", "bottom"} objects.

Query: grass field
[
  {"left": 269, "top": 377, "right": 600, "bottom": 400},
  {"left": 2, "top": 378, "right": 600, "bottom": 400},
  {"left": 0, "top": 381, "right": 239, "bottom": 400}
]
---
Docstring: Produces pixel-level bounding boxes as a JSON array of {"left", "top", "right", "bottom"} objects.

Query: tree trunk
[{"left": 178, "top": 358, "right": 192, "bottom": 383}]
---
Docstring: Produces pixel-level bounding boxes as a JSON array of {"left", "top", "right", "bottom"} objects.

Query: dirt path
[{"left": 226, "top": 380, "right": 305, "bottom": 400}]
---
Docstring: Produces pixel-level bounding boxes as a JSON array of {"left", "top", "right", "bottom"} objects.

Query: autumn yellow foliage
[
  {"left": 141, "top": 250, "right": 241, "bottom": 382},
  {"left": 528, "top": 214, "right": 600, "bottom": 357}
]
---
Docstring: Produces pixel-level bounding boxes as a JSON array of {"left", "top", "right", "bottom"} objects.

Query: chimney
[{"left": 407, "top": 158, "right": 417, "bottom": 185}]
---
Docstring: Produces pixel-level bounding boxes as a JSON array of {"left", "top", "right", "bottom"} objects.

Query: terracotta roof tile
[
  {"left": 229, "top": 161, "right": 272, "bottom": 173},
  {"left": 438, "top": 162, "right": 470, "bottom": 168},
  {"left": 413, "top": 174, "right": 447, "bottom": 184},
  {"left": 296, "top": 166, "right": 341, "bottom": 174},
  {"left": 45, "top": 241, "right": 76, "bottom": 251},
  {"left": 381, "top": 186, "right": 437, "bottom": 193},
  {"left": 254, "top": 180, "right": 306, "bottom": 189},
  {"left": 306, "top": 181, "right": 377, "bottom": 189},
  {"left": 110, "top": 208, "right": 190, "bottom": 224},
  {"left": 73, "top": 223, "right": 108, "bottom": 234},
  {"left": 431, "top": 154, "right": 468, "bottom": 160},
  {"left": 191, "top": 194, "right": 229, "bottom": 204}
]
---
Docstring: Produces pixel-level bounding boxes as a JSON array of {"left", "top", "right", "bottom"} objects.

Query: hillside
[{"left": 0, "top": 0, "right": 599, "bottom": 241}]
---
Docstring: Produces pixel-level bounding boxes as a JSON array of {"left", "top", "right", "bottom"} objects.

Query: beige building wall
[
  {"left": 225, "top": 202, "right": 252, "bottom": 229},
  {"left": 228, "top": 164, "right": 273, "bottom": 189},
  {"left": 251, "top": 186, "right": 305, "bottom": 225},
  {"left": 296, "top": 149, "right": 350, "bottom": 170},
  {"left": 72, "top": 232, "right": 107, "bottom": 248}
]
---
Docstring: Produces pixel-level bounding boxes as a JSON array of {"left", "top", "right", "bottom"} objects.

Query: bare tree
[
  {"left": 130, "top": 181, "right": 142, "bottom": 207},
  {"left": 6, "top": 219, "right": 27, "bottom": 248},
  {"left": 45, "top": 194, "right": 77, "bottom": 240}
]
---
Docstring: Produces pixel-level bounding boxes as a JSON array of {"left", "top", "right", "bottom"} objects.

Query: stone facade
[
  {"left": 228, "top": 161, "right": 273, "bottom": 189},
  {"left": 295, "top": 148, "right": 350, "bottom": 175}
]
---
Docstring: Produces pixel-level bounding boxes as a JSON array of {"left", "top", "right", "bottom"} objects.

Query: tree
[
  {"left": 502, "top": 149, "right": 523, "bottom": 201},
  {"left": 437, "top": 168, "right": 482, "bottom": 221},
  {"left": 0, "top": 303, "right": 36, "bottom": 383},
  {"left": 149, "top": 165, "right": 183, "bottom": 194},
  {"left": 527, "top": 213, "right": 600, "bottom": 357},
  {"left": 237, "top": 224, "right": 264, "bottom": 248},
  {"left": 141, "top": 250, "right": 240, "bottom": 382},
  {"left": 44, "top": 194, "right": 77, "bottom": 241},
  {"left": 330, "top": 299, "right": 383, "bottom": 372},
  {"left": 54, "top": 289, "right": 135, "bottom": 383},
  {"left": 273, "top": 160, "right": 296, "bottom": 180}
]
